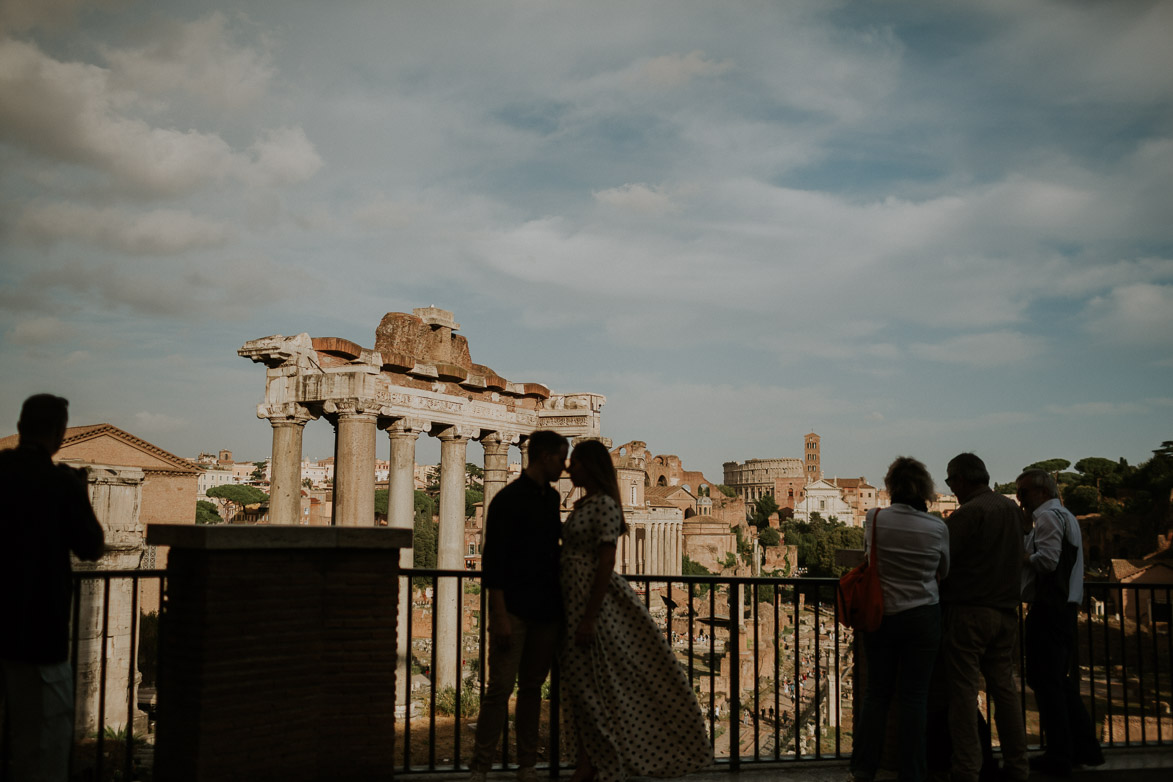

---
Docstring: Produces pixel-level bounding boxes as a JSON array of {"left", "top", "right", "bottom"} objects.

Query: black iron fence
[
  {"left": 67, "top": 568, "right": 165, "bottom": 781},
  {"left": 63, "top": 570, "right": 1172, "bottom": 779}
]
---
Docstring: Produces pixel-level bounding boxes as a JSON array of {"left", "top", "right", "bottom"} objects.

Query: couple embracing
[{"left": 468, "top": 431, "right": 712, "bottom": 782}]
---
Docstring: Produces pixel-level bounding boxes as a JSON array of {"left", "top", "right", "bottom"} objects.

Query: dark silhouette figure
[{"left": 1, "top": 394, "right": 104, "bottom": 781}]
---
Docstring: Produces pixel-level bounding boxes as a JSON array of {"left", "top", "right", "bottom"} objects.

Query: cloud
[
  {"left": 592, "top": 183, "right": 680, "bottom": 215},
  {"left": 18, "top": 254, "right": 297, "bottom": 321},
  {"left": 132, "top": 410, "right": 188, "bottom": 433},
  {"left": 0, "top": 37, "right": 320, "bottom": 195},
  {"left": 16, "top": 203, "right": 233, "bottom": 254},
  {"left": 0, "top": 0, "right": 126, "bottom": 35},
  {"left": 1083, "top": 284, "right": 1173, "bottom": 348},
  {"left": 909, "top": 331, "right": 1045, "bottom": 368},
  {"left": 622, "top": 51, "right": 733, "bottom": 90},
  {"left": 102, "top": 12, "right": 274, "bottom": 110},
  {"left": 1044, "top": 401, "right": 1150, "bottom": 417},
  {"left": 6, "top": 315, "right": 77, "bottom": 345},
  {"left": 247, "top": 127, "right": 323, "bottom": 186}
]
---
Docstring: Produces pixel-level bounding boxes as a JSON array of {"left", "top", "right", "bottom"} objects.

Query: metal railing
[
  {"left": 61, "top": 570, "right": 1173, "bottom": 779},
  {"left": 397, "top": 571, "right": 1173, "bottom": 774},
  {"left": 67, "top": 568, "right": 165, "bottom": 782},
  {"left": 399, "top": 570, "right": 854, "bottom": 774}
]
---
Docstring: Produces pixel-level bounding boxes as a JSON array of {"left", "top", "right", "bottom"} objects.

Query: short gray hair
[
  {"left": 885, "top": 456, "right": 936, "bottom": 505},
  {"left": 1016, "top": 468, "right": 1059, "bottom": 499}
]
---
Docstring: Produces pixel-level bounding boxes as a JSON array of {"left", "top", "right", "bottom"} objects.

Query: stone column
[
  {"left": 436, "top": 426, "right": 474, "bottom": 692},
  {"left": 519, "top": 438, "right": 530, "bottom": 471},
  {"left": 384, "top": 418, "right": 426, "bottom": 714},
  {"left": 330, "top": 400, "right": 378, "bottom": 527},
  {"left": 74, "top": 464, "right": 145, "bottom": 738},
  {"left": 653, "top": 523, "right": 663, "bottom": 576},
  {"left": 265, "top": 405, "right": 315, "bottom": 526},
  {"left": 480, "top": 431, "right": 514, "bottom": 513}
]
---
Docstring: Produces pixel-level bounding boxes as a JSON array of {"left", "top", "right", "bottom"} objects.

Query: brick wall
[{"left": 154, "top": 544, "right": 400, "bottom": 780}]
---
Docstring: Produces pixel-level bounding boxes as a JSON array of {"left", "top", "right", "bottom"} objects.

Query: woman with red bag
[{"left": 850, "top": 457, "right": 950, "bottom": 782}]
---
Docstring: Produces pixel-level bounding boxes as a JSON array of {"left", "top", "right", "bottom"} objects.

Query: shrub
[{"left": 434, "top": 685, "right": 480, "bottom": 717}]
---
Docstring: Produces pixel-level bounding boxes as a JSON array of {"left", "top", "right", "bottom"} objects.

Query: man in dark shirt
[
  {"left": 940, "top": 453, "right": 1028, "bottom": 782},
  {"left": 1, "top": 394, "right": 105, "bottom": 781},
  {"left": 469, "top": 429, "right": 569, "bottom": 782}
]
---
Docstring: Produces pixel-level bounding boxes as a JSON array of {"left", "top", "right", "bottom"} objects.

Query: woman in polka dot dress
[{"left": 560, "top": 440, "right": 712, "bottom": 782}]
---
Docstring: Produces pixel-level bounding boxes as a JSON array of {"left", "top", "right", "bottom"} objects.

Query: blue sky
[{"left": 1, "top": 0, "right": 1170, "bottom": 488}]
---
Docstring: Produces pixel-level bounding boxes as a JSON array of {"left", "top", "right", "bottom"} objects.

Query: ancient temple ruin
[{"left": 239, "top": 307, "right": 605, "bottom": 690}]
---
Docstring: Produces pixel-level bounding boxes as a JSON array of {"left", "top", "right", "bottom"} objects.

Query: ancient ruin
[{"left": 239, "top": 307, "right": 605, "bottom": 690}]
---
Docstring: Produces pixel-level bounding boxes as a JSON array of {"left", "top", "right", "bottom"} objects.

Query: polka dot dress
[{"left": 560, "top": 494, "right": 713, "bottom": 782}]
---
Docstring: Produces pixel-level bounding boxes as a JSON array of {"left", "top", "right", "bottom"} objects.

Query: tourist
[
  {"left": 1, "top": 394, "right": 105, "bottom": 781},
  {"left": 559, "top": 440, "right": 711, "bottom": 782},
  {"left": 1019, "top": 468, "right": 1104, "bottom": 777},
  {"left": 939, "top": 453, "right": 1028, "bottom": 782},
  {"left": 849, "top": 457, "right": 949, "bottom": 782},
  {"left": 468, "top": 430, "right": 569, "bottom": 782}
]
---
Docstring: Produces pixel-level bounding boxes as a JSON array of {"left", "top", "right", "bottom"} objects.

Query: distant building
[
  {"left": 792, "top": 478, "right": 857, "bottom": 526},
  {"left": 723, "top": 432, "right": 821, "bottom": 506}
]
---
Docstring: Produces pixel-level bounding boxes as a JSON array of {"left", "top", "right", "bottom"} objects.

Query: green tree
[
  {"left": 250, "top": 461, "right": 267, "bottom": 483},
  {"left": 749, "top": 494, "right": 779, "bottom": 528},
  {"left": 1064, "top": 485, "right": 1100, "bottom": 516},
  {"left": 374, "top": 488, "right": 389, "bottom": 517},
  {"left": 780, "top": 515, "right": 864, "bottom": 577},
  {"left": 1024, "top": 458, "right": 1070, "bottom": 477},
  {"left": 195, "top": 500, "right": 222, "bottom": 525},
  {"left": 758, "top": 526, "right": 781, "bottom": 547},
  {"left": 993, "top": 482, "right": 1017, "bottom": 494},
  {"left": 465, "top": 462, "right": 484, "bottom": 486},
  {"left": 206, "top": 484, "right": 269, "bottom": 520},
  {"left": 716, "top": 484, "right": 737, "bottom": 498},
  {"left": 1074, "top": 457, "right": 1120, "bottom": 496},
  {"left": 681, "top": 556, "right": 712, "bottom": 596},
  {"left": 465, "top": 488, "right": 484, "bottom": 518}
]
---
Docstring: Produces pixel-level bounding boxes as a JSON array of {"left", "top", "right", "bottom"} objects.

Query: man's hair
[
  {"left": 17, "top": 393, "right": 69, "bottom": 438},
  {"left": 884, "top": 456, "right": 936, "bottom": 505},
  {"left": 947, "top": 453, "right": 989, "bottom": 486},
  {"left": 527, "top": 429, "right": 568, "bottom": 461},
  {"left": 1016, "top": 468, "right": 1059, "bottom": 499}
]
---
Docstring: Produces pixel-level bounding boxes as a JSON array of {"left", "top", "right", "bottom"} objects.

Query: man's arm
[
  {"left": 480, "top": 491, "right": 513, "bottom": 647},
  {"left": 1026, "top": 509, "right": 1062, "bottom": 573}
]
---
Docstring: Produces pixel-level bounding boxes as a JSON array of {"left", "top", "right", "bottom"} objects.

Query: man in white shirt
[{"left": 1018, "top": 468, "right": 1103, "bottom": 778}]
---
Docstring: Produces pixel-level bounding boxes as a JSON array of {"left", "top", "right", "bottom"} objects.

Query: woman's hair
[
  {"left": 571, "top": 439, "right": 627, "bottom": 533},
  {"left": 884, "top": 456, "right": 936, "bottom": 509}
]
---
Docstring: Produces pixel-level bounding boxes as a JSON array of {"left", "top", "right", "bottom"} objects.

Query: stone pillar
[
  {"left": 73, "top": 464, "right": 145, "bottom": 738},
  {"left": 519, "top": 438, "right": 530, "bottom": 471},
  {"left": 480, "top": 431, "right": 514, "bottom": 513},
  {"left": 331, "top": 400, "right": 378, "bottom": 527},
  {"left": 266, "top": 405, "right": 315, "bottom": 526},
  {"left": 436, "top": 426, "right": 474, "bottom": 692},
  {"left": 384, "top": 418, "right": 426, "bottom": 713}
]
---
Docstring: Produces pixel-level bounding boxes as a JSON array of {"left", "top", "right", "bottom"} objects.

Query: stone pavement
[{"left": 399, "top": 747, "right": 1173, "bottom": 782}]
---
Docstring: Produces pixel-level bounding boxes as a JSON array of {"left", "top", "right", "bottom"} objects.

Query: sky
[{"left": 1, "top": 0, "right": 1171, "bottom": 489}]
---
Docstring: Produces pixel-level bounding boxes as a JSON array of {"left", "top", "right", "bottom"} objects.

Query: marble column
[
  {"left": 266, "top": 405, "right": 314, "bottom": 526},
  {"left": 480, "top": 431, "right": 514, "bottom": 513},
  {"left": 332, "top": 401, "right": 378, "bottom": 527},
  {"left": 436, "top": 426, "right": 474, "bottom": 692},
  {"left": 519, "top": 439, "right": 530, "bottom": 471},
  {"left": 384, "top": 417, "right": 426, "bottom": 713}
]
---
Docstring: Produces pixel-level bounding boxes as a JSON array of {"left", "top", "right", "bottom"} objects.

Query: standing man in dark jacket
[
  {"left": 940, "top": 453, "right": 1029, "bottom": 782},
  {"left": 1, "top": 394, "right": 105, "bottom": 781},
  {"left": 468, "top": 430, "right": 569, "bottom": 782}
]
